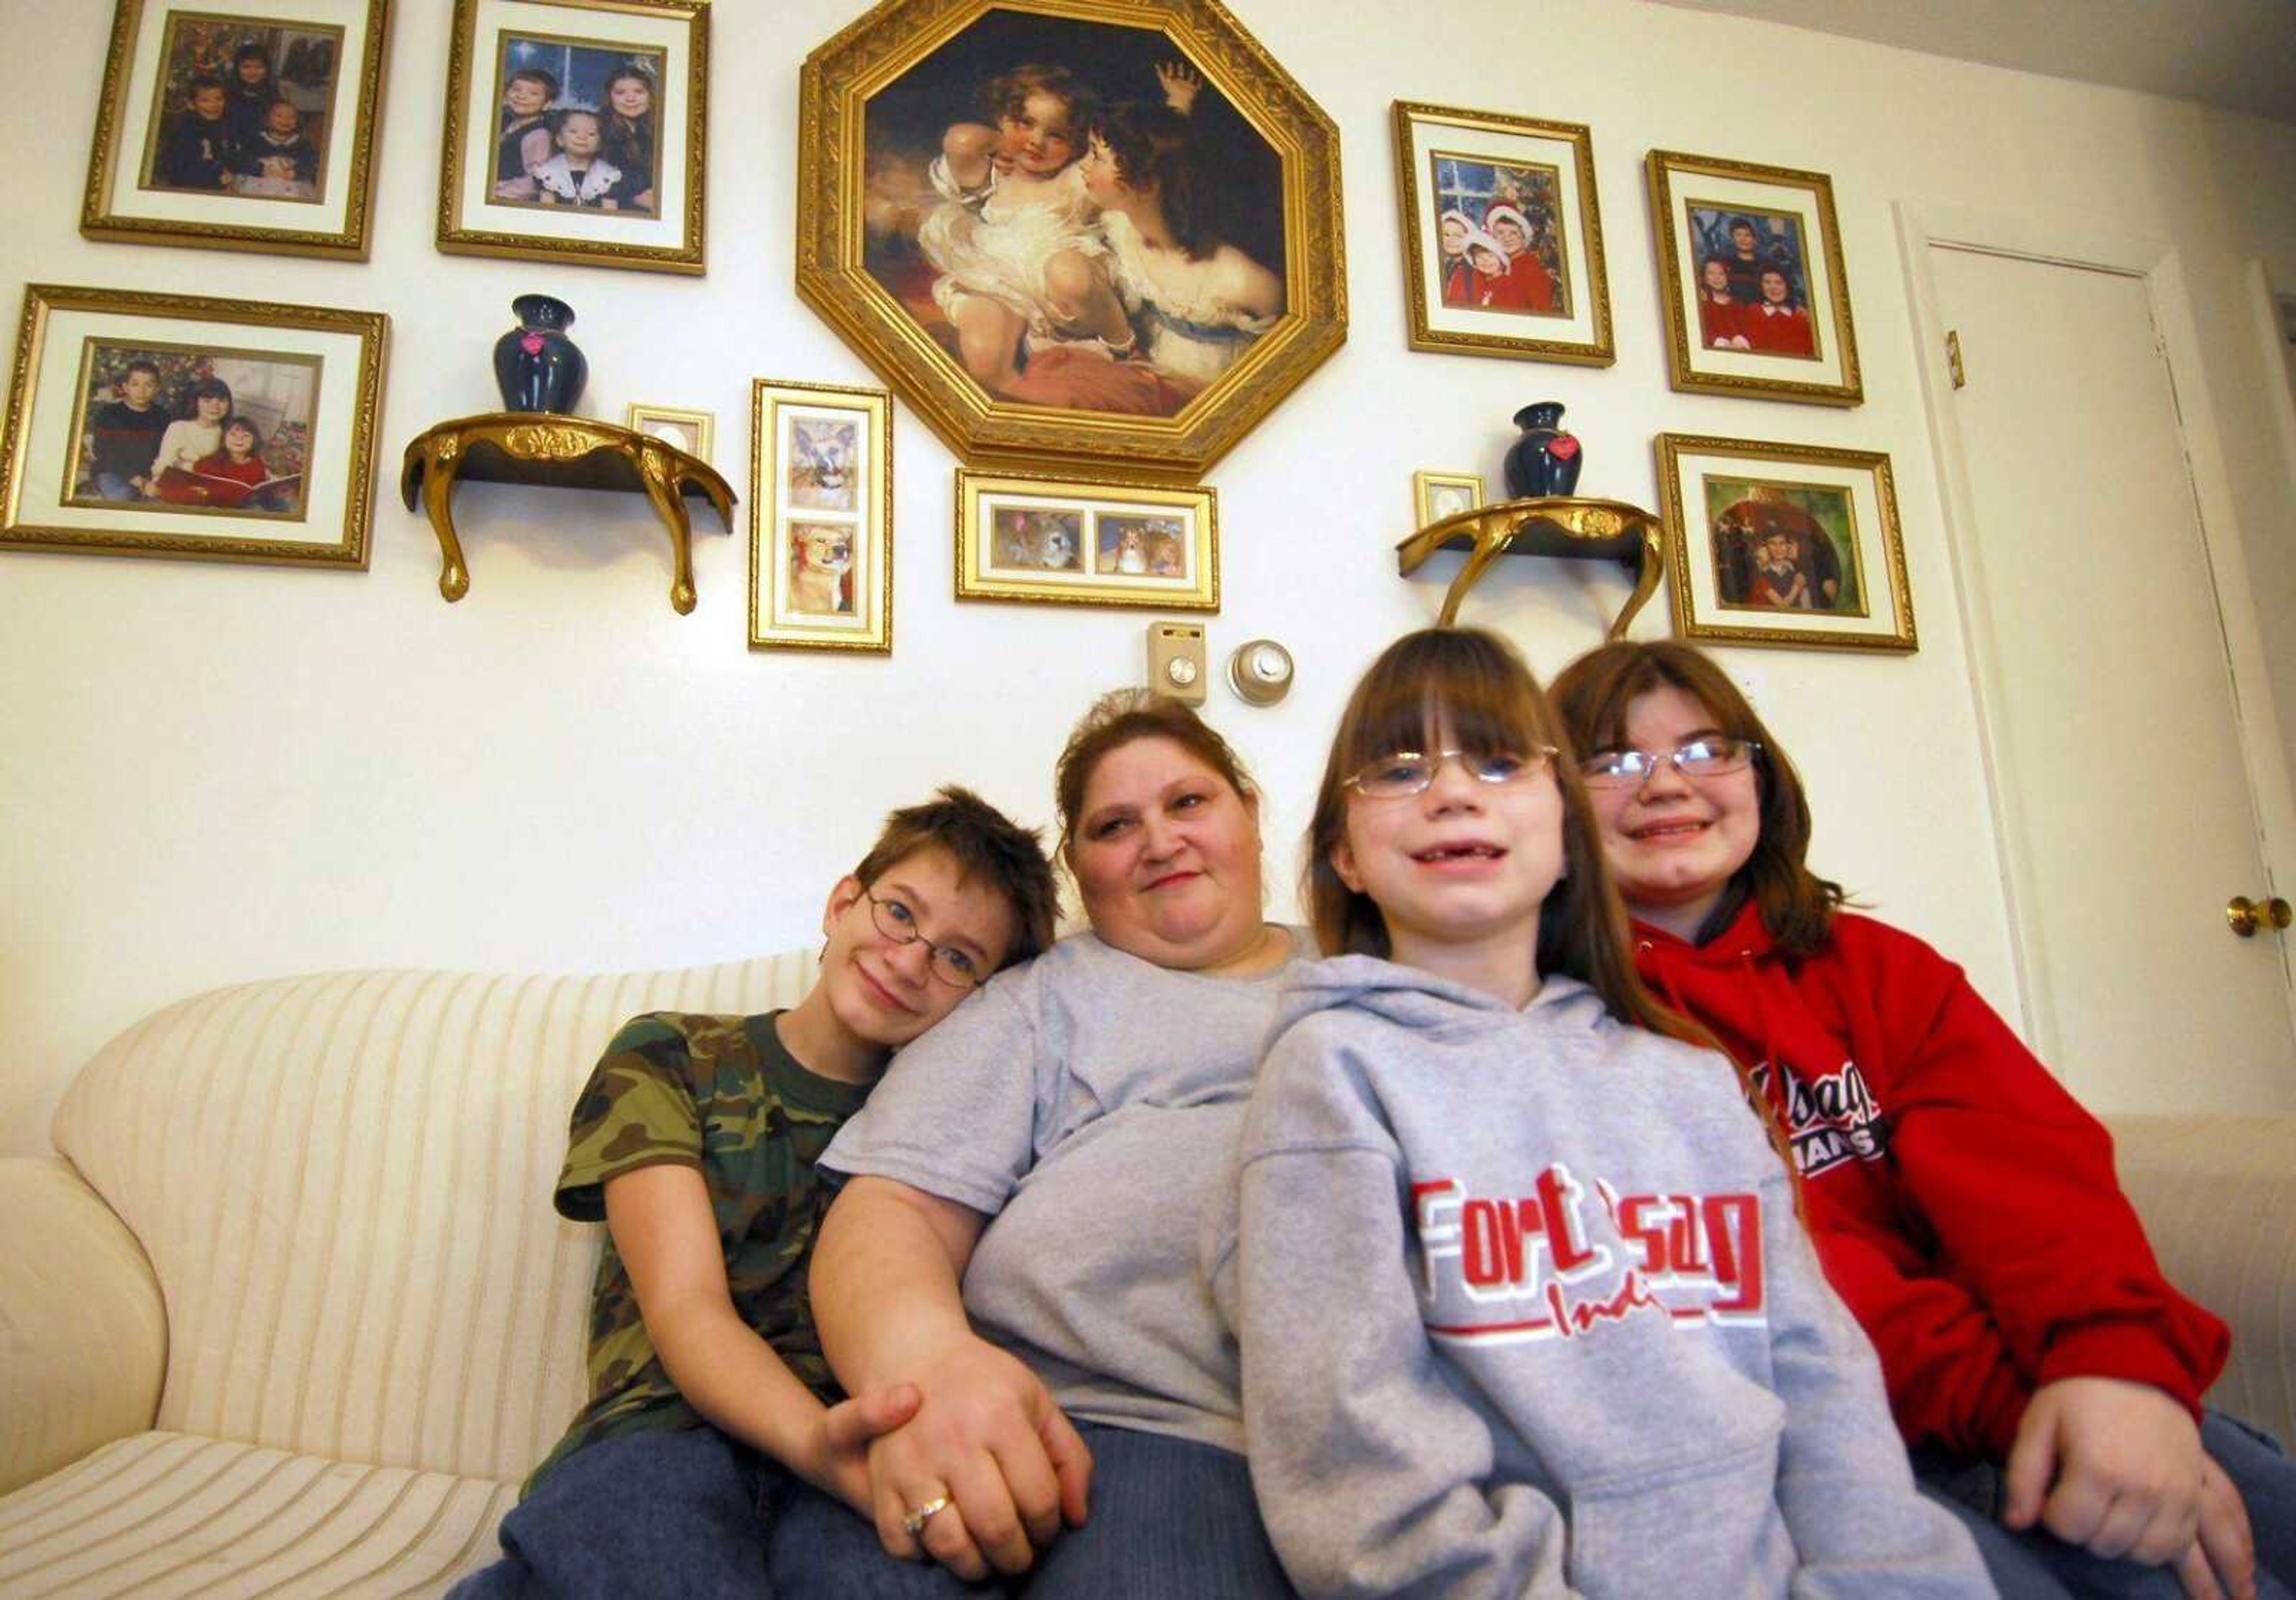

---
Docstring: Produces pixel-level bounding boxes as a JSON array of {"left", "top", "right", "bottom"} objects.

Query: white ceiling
[{"left": 1647, "top": 0, "right": 2296, "bottom": 126}]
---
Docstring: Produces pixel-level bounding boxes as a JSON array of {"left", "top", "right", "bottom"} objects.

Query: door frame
[{"left": 1893, "top": 200, "right": 2296, "bottom": 1059}]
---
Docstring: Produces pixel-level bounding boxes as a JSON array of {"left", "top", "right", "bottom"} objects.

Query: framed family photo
[
  {"left": 626, "top": 401, "right": 713, "bottom": 463},
  {"left": 955, "top": 469, "right": 1216, "bottom": 611},
  {"left": 1391, "top": 102, "right": 1613, "bottom": 367},
  {"left": 1654, "top": 433, "right": 1914, "bottom": 652},
  {"left": 797, "top": 0, "right": 1346, "bottom": 479},
  {"left": 750, "top": 380, "right": 891, "bottom": 654},
  {"left": 82, "top": 0, "right": 392, "bottom": 259},
  {"left": 0, "top": 283, "right": 389, "bottom": 569},
  {"left": 437, "top": 0, "right": 707, "bottom": 273},
  {"left": 1647, "top": 150, "right": 1862, "bottom": 406},
  {"left": 1413, "top": 469, "right": 1483, "bottom": 529}
]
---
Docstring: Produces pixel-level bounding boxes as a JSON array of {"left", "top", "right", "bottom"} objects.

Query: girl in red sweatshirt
[{"left": 1552, "top": 638, "right": 2292, "bottom": 1600}]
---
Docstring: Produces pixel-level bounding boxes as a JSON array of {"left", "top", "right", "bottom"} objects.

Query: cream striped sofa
[{"left": 1, "top": 955, "right": 2291, "bottom": 1598}]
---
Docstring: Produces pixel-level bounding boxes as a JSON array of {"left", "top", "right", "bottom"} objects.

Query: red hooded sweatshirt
[{"left": 1633, "top": 897, "right": 2228, "bottom": 1461}]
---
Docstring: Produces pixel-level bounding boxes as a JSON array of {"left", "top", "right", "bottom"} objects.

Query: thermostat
[{"left": 1147, "top": 621, "right": 1208, "bottom": 706}]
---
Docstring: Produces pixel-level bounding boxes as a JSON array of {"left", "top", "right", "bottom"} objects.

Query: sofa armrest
[
  {"left": 2105, "top": 1113, "right": 2296, "bottom": 1448},
  {"left": 0, "top": 1155, "right": 167, "bottom": 1495}
]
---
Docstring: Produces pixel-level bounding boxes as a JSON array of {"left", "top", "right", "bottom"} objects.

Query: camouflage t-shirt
[{"left": 522, "top": 1009, "right": 871, "bottom": 1497}]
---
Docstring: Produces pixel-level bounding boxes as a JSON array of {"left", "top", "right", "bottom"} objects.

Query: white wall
[{"left": 5, "top": 0, "right": 2294, "bottom": 1152}]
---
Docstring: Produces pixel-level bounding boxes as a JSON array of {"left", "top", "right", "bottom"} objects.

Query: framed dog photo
[
  {"left": 1648, "top": 150, "right": 1862, "bottom": 406},
  {"left": 82, "top": 0, "right": 392, "bottom": 259},
  {"left": 1654, "top": 433, "right": 1913, "bottom": 652},
  {"left": 626, "top": 402, "right": 712, "bottom": 463},
  {"left": 1392, "top": 102, "right": 1614, "bottom": 367},
  {"left": 1413, "top": 469, "right": 1483, "bottom": 530},
  {"left": 955, "top": 470, "right": 1217, "bottom": 612},
  {"left": 750, "top": 380, "right": 890, "bottom": 654},
  {"left": 438, "top": 0, "right": 707, "bottom": 274},
  {"left": 0, "top": 283, "right": 389, "bottom": 569}
]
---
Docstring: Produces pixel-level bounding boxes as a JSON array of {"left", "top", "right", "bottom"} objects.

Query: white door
[{"left": 1925, "top": 245, "right": 2294, "bottom": 1113}]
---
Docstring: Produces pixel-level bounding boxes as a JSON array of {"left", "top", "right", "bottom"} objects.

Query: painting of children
[
  {"left": 67, "top": 341, "right": 319, "bottom": 520},
  {"left": 489, "top": 36, "right": 665, "bottom": 218},
  {"left": 139, "top": 12, "right": 344, "bottom": 202}
]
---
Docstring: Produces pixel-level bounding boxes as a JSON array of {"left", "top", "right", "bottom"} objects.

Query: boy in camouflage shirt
[{"left": 454, "top": 787, "right": 1058, "bottom": 1600}]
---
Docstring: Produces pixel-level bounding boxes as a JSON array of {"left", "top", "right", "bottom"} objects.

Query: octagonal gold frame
[{"left": 798, "top": 0, "right": 1347, "bottom": 483}]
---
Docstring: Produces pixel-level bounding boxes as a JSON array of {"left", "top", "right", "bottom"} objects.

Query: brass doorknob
[{"left": 2227, "top": 895, "right": 2293, "bottom": 938}]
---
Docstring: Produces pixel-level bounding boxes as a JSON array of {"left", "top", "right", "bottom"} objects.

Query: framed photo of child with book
[
  {"left": 82, "top": 0, "right": 392, "bottom": 259},
  {"left": 750, "top": 379, "right": 892, "bottom": 654},
  {"left": 1654, "top": 433, "right": 1914, "bottom": 652},
  {"left": 0, "top": 283, "right": 389, "bottom": 570},
  {"left": 436, "top": 0, "right": 707, "bottom": 274},
  {"left": 1647, "top": 151, "right": 1863, "bottom": 407}
]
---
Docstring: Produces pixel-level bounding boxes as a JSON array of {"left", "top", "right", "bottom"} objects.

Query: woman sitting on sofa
[
  {"left": 1550, "top": 638, "right": 2295, "bottom": 1599},
  {"left": 776, "top": 688, "right": 1306, "bottom": 1597}
]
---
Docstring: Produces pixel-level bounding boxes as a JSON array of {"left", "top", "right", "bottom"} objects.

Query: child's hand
[
  {"left": 804, "top": 1382, "right": 924, "bottom": 1517},
  {"left": 1155, "top": 60, "right": 1201, "bottom": 115},
  {"left": 2003, "top": 1378, "right": 2225, "bottom": 1575}
]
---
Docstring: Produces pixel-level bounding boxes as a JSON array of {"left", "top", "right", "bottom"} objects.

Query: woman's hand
[
  {"left": 2003, "top": 1377, "right": 2231, "bottom": 1579},
  {"left": 863, "top": 1332, "right": 1092, "bottom": 1582}
]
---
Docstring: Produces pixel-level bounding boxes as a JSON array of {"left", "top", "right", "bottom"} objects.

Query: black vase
[
  {"left": 492, "top": 294, "right": 588, "bottom": 414},
  {"left": 1502, "top": 401, "right": 1584, "bottom": 499}
]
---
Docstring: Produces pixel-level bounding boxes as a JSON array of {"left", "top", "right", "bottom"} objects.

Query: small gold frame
[
  {"left": 1412, "top": 469, "right": 1483, "bottom": 530},
  {"left": 82, "top": 0, "right": 394, "bottom": 261},
  {"left": 625, "top": 402, "right": 714, "bottom": 464},
  {"left": 750, "top": 378, "right": 893, "bottom": 654},
  {"left": 1392, "top": 101, "right": 1614, "bottom": 367},
  {"left": 1647, "top": 149, "right": 1862, "bottom": 407},
  {"left": 1654, "top": 433, "right": 1914, "bottom": 652},
  {"left": 955, "top": 468, "right": 1217, "bottom": 612},
  {"left": 1, "top": 282, "right": 389, "bottom": 570},
  {"left": 436, "top": 0, "right": 709, "bottom": 275}
]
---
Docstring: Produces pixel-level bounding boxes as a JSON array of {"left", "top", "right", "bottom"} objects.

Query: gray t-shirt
[{"left": 819, "top": 928, "right": 1305, "bottom": 1453}]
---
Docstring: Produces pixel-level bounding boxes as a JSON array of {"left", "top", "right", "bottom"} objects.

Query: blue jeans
[
  {"left": 90, "top": 472, "right": 142, "bottom": 500},
  {"left": 771, "top": 1422, "right": 1296, "bottom": 1599},
  {"left": 1913, "top": 1410, "right": 2296, "bottom": 1597},
  {"left": 451, "top": 1426, "right": 785, "bottom": 1600}
]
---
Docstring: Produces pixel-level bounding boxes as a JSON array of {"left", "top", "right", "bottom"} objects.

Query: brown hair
[
  {"left": 1548, "top": 639, "right": 1844, "bottom": 957},
  {"left": 853, "top": 785, "right": 1059, "bottom": 972},
  {"left": 1053, "top": 688, "right": 1256, "bottom": 875},
  {"left": 1306, "top": 628, "right": 1706, "bottom": 1049},
  {"left": 984, "top": 63, "right": 1097, "bottom": 142}
]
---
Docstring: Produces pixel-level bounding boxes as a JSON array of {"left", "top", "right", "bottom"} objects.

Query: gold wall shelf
[
  {"left": 400, "top": 414, "right": 737, "bottom": 614},
  {"left": 1396, "top": 495, "right": 1665, "bottom": 639}
]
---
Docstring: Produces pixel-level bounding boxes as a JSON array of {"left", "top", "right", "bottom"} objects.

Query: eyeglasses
[
  {"left": 1343, "top": 746, "right": 1558, "bottom": 801},
  {"left": 863, "top": 888, "right": 988, "bottom": 989},
  {"left": 1580, "top": 737, "right": 1761, "bottom": 789}
]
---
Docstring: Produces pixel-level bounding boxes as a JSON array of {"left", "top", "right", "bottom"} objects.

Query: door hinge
[{"left": 1946, "top": 329, "right": 1967, "bottom": 389}]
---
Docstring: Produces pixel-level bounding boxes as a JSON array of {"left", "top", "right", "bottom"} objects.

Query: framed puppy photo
[
  {"left": 750, "top": 379, "right": 891, "bottom": 654},
  {"left": 0, "top": 283, "right": 389, "bottom": 570},
  {"left": 1392, "top": 102, "right": 1614, "bottom": 367},
  {"left": 1648, "top": 149, "right": 1862, "bottom": 406},
  {"left": 437, "top": 0, "right": 707, "bottom": 273},
  {"left": 1654, "top": 433, "right": 1914, "bottom": 652},
  {"left": 82, "top": 0, "right": 392, "bottom": 259},
  {"left": 955, "top": 470, "right": 1217, "bottom": 612}
]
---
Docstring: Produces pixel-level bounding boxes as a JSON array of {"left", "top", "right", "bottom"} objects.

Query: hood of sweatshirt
[{"left": 1267, "top": 952, "right": 1606, "bottom": 1046}]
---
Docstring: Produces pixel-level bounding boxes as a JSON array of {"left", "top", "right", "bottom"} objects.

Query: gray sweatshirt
[{"left": 1203, "top": 955, "right": 1992, "bottom": 1599}]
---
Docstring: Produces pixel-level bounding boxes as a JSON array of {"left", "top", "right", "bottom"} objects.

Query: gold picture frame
[
  {"left": 1, "top": 283, "right": 389, "bottom": 570},
  {"left": 1647, "top": 149, "right": 1862, "bottom": 407},
  {"left": 1412, "top": 469, "right": 1483, "bottom": 529},
  {"left": 1393, "top": 102, "right": 1613, "bottom": 367},
  {"left": 436, "top": 0, "right": 707, "bottom": 275},
  {"left": 625, "top": 401, "right": 713, "bottom": 464},
  {"left": 1655, "top": 433, "right": 1913, "bottom": 652},
  {"left": 82, "top": 0, "right": 393, "bottom": 260},
  {"left": 750, "top": 379, "right": 892, "bottom": 654},
  {"left": 797, "top": 0, "right": 1347, "bottom": 481},
  {"left": 955, "top": 468, "right": 1216, "bottom": 611}
]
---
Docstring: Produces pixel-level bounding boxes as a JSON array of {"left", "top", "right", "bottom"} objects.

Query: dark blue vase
[
  {"left": 1502, "top": 401, "right": 1584, "bottom": 498},
  {"left": 492, "top": 294, "right": 587, "bottom": 414}
]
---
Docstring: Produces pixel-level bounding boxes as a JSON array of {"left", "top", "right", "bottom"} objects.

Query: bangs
[{"left": 1336, "top": 630, "right": 1550, "bottom": 768}]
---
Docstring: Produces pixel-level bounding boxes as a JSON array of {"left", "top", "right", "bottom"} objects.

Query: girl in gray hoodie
[{"left": 1204, "top": 628, "right": 1990, "bottom": 1598}]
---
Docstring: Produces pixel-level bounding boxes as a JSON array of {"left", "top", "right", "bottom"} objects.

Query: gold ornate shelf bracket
[
  {"left": 1394, "top": 495, "right": 1666, "bottom": 640},
  {"left": 399, "top": 413, "right": 738, "bottom": 613}
]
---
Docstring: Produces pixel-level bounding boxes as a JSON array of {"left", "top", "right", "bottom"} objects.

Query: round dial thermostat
[
  {"left": 1164, "top": 654, "right": 1201, "bottom": 688},
  {"left": 1228, "top": 640, "right": 1294, "bottom": 706}
]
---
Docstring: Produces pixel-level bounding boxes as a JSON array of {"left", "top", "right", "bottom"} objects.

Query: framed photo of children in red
[
  {"left": 1393, "top": 102, "right": 1614, "bottom": 367},
  {"left": 1655, "top": 434, "right": 1914, "bottom": 652},
  {"left": 0, "top": 284, "right": 389, "bottom": 570},
  {"left": 82, "top": 0, "right": 390, "bottom": 259},
  {"left": 437, "top": 0, "right": 707, "bottom": 274},
  {"left": 798, "top": 0, "right": 1346, "bottom": 481},
  {"left": 1648, "top": 151, "right": 1863, "bottom": 407}
]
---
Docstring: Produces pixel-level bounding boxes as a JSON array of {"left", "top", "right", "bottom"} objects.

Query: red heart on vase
[
  {"left": 1547, "top": 435, "right": 1580, "bottom": 459},
  {"left": 520, "top": 332, "right": 546, "bottom": 355}
]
